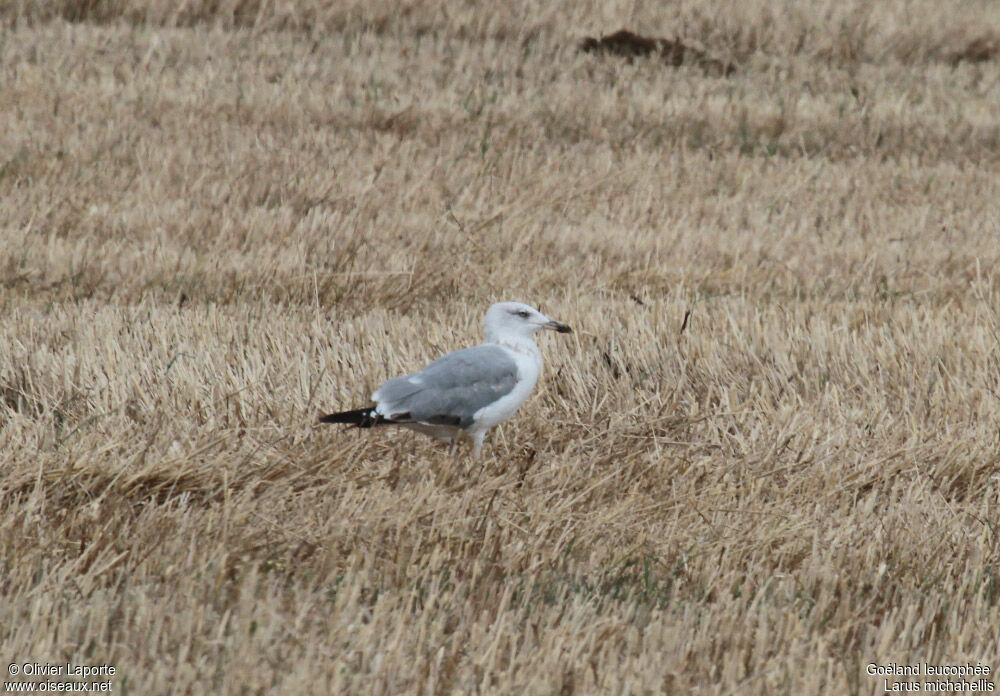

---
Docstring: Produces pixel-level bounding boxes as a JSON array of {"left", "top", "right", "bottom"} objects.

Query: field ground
[{"left": 3, "top": 1, "right": 1000, "bottom": 693}]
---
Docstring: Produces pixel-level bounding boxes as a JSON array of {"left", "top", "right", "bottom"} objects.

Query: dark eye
[{"left": 516, "top": 310, "right": 530, "bottom": 318}]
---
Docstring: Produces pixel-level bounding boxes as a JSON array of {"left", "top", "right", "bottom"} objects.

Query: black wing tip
[{"left": 318, "top": 406, "right": 381, "bottom": 428}]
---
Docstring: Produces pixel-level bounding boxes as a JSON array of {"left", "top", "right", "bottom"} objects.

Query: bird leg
[{"left": 473, "top": 431, "right": 487, "bottom": 459}]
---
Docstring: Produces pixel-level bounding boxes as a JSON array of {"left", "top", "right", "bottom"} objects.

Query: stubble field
[{"left": 3, "top": 1, "right": 1000, "bottom": 693}]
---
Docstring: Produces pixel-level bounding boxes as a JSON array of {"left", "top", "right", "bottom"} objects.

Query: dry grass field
[{"left": 3, "top": 1, "right": 1000, "bottom": 693}]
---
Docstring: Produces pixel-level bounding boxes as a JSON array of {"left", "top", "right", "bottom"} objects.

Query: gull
[{"left": 319, "top": 302, "right": 572, "bottom": 456}]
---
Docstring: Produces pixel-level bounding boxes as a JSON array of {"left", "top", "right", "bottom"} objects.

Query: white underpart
[{"left": 467, "top": 338, "right": 541, "bottom": 454}]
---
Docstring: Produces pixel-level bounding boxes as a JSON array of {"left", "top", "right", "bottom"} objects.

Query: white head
[{"left": 483, "top": 302, "right": 572, "bottom": 343}]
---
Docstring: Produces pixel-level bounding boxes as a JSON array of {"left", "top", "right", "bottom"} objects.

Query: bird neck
[{"left": 488, "top": 333, "right": 540, "bottom": 358}]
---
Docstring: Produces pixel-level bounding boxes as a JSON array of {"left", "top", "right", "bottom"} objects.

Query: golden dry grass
[{"left": 2, "top": 1, "right": 1000, "bottom": 694}]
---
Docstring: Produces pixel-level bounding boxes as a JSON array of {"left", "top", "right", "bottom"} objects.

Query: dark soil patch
[
  {"left": 579, "top": 29, "right": 736, "bottom": 76},
  {"left": 948, "top": 35, "right": 1000, "bottom": 65}
]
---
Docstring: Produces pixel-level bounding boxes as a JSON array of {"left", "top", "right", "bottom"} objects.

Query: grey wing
[{"left": 373, "top": 345, "right": 518, "bottom": 429}]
